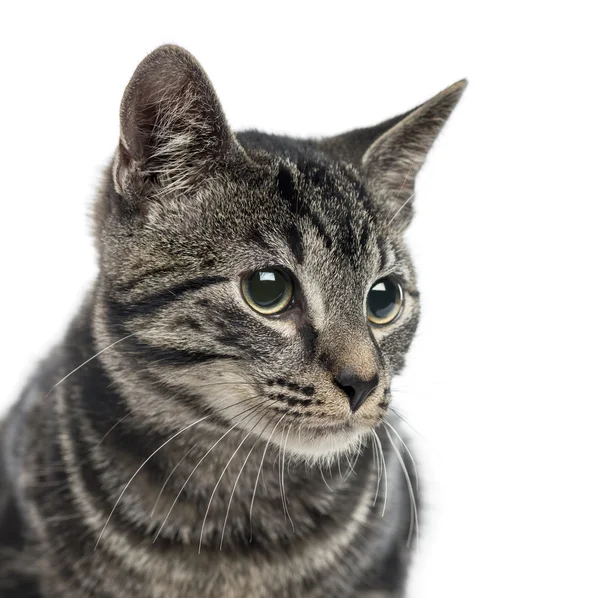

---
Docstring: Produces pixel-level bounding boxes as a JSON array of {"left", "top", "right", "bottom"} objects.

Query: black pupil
[
  {"left": 368, "top": 278, "right": 399, "bottom": 320},
  {"left": 248, "top": 270, "right": 287, "bottom": 307}
]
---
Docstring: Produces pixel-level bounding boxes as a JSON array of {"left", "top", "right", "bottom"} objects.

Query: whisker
[
  {"left": 153, "top": 400, "right": 264, "bottom": 542},
  {"left": 386, "top": 164, "right": 414, "bottom": 227},
  {"left": 51, "top": 392, "right": 261, "bottom": 508},
  {"left": 150, "top": 394, "right": 277, "bottom": 518},
  {"left": 278, "top": 430, "right": 285, "bottom": 521},
  {"left": 95, "top": 388, "right": 190, "bottom": 449},
  {"left": 150, "top": 437, "right": 202, "bottom": 519},
  {"left": 249, "top": 414, "right": 286, "bottom": 542},
  {"left": 384, "top": 426, "right": 419, "bottom": 547},
  {"left": 382, "top": 419, "right": 419, "bottom": 491},
  {"left": 342, "top": 454, "right": 354, "bottom": 481},
  {"left": 370, "top": 431, "right": 382, "bottom": 507},
  {"left": 372, "top": 433, "right": 388, "bottom": 516},
  {"left": 343, "top": 446, "right": 361, "bottom": 481},
  {"left": 199, "top": 408, "right": 266, "bottom": 553},
  {"left": 97, "top": 380, "right": 276, "bottom": 451},
  {"left": 95, "top": 414, "right": 209, "bottom": 550},
  {"left": 46, "top": 333, "right": 135, "bottom": 399},
  {"left": 280, "top": 425, "right": 294, "bottom": 530},
  {"left": 320, "top": 465, "right": 334, "bottom": 492},
  {"left": 387, "top": 405, "right": 424, "bottom": 440},
  {"left": 373, "top": 432, "right": 383, "bottom": 486},
  {"left": 219, "top": 413, "right": 275, "bottom": 550},
  {"left": 95, "top": 411, "right": 134, "bottom": 449}
]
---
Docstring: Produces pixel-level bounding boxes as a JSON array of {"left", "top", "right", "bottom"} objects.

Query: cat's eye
[
  {"left": 241, "top": 268, "right": 294, "bottom": 315},
  {"left": 366, "top": 277, "right": 404, "bottom": 325}
]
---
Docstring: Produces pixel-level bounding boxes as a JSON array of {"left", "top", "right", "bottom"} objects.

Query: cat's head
[{"left": 94, "top": 45, "right": 465, "bottom": 463}]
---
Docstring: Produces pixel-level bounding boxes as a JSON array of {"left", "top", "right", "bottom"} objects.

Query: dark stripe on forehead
[
  {"left": 285, "top": 222, "right": 304, "bottom": 265},
  {"left": 276, "top": 164, "right": 305, "bottom": 263},
  {"left": 340, "top": 213, "right": 361, "bottom": 261},
  {"left": 244, "top": 227, "right": 272, "bottom": 252},
  {"left": 297, "top": 158, "right": 339, "bottom": 196},
  {"left": 306, "top": 210, "right": 334, "bottom": 250},
  {"left": 277, "top": 163, "right": 298, "bottom": 213},
  {"left": 359, "top": 222, "right": 369, "bottom": 252},
  {"left": 280, "top": 156, "right": 380, "bottom": 259}
]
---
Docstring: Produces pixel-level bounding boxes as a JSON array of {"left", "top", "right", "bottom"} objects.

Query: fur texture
[{"left": 0, "top": 45, "right": 465, "bottom": 597}]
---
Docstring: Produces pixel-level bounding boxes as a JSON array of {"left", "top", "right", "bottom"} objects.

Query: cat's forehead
[
  {"left": 142, "top": 149, "right": 411, "bottom": 289},
  {"left": 211, "top": 155, "right": 409, "bottom": 285}
]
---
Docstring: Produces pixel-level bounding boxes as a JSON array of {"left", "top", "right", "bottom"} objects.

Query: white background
[{"left": 1, "top": 2, "right": 599, "bottom": 596}]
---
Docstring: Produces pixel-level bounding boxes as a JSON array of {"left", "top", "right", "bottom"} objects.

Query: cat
[{"left": 0, "top": 44, "right": 465, "bottom": 597}]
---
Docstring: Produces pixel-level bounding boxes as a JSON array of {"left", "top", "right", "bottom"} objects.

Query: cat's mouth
[
  {"left": 260, "top": 416, "right": 374, "bottom": 462},
  {"left": 283, "top": 426, "right": 369, "bottom": 461},
  {"left": 256, "top": 378, "right": 389, "bottom": 459},
  {"left": 201, "top": 372, "right": 387, "bottom": 459}
]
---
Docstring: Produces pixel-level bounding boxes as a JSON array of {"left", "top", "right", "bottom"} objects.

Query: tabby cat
[{"left": 0, "top": 45, "right": 465, "bottom": 597}]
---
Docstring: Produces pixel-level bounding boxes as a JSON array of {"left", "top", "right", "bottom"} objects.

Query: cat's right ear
[{"left": 114, "top": 45, "right": 244, "bottom": 201}]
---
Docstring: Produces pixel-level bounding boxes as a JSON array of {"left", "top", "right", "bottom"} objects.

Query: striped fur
[{"left": 0, "top": 45, "right": 466, "bottom": 596}]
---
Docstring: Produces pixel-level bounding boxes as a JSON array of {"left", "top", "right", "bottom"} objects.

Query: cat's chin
[{"left": 273, "top": 424, "right": 370, "bottom": 465}]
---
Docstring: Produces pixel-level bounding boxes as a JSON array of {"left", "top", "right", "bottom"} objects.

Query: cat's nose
[{"left": 334, "top": 368, "right": 379, "bottom": 413}]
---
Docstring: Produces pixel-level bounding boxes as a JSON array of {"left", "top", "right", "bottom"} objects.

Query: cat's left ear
[{"left": 319, "top": 80, "right": 467, "bottom": 229}]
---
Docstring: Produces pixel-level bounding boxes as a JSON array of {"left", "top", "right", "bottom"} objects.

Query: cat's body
[{"left": 0, "top": 46, "right": 465, "bottom": 597}]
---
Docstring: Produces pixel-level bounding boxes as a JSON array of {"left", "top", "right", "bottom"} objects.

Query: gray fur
[{"left": 0, "top": 45, "right": 466, "bottom": 597}]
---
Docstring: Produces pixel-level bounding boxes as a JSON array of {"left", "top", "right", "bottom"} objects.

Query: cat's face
[{"left": 95, "top": 45, "right": 465, "bottom": 462}]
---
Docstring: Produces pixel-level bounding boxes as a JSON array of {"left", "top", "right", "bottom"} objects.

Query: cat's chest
[{"left": 114, "top": 550, "right": 357, "bottom": 598}]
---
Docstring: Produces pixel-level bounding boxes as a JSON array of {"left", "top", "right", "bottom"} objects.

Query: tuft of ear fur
[
  {"left": 320, "top": 80, "right": 467, "bottom": 229},
  {"left": 114, "top": 44, "right": 243, "bottom": 201}
]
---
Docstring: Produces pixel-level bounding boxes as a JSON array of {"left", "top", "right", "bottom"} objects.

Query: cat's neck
[
  {"left": 45, "top": 299, "right": 381, "bottom": 553},
  {"left": 13, "top": 299, "right": 407, "bottom": 596}
]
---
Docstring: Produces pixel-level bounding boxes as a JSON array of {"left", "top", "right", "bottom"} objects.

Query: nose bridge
[
  {"left": 312, "top": 267, "right": 379, "bottom": 378},
  {"left": 319, "top": 321, "right": 379, "bottom": 380}
]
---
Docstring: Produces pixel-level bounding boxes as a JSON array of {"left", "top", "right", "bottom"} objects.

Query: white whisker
[
  {"left": 383, "top": 419, "right": 419, "bottom": 491},
  {"left": 94, "top": 414, "right": 208, "bottom": 550},
  {"left": 219, "top": 412, "right": 274, "bottom": 550},
  {"left": 249, "top": 414, "right": 286, "bottom": 542},
  {"left": 281, "top": 425, "right": 294, "bottom": 530},
  {"left": 320, "top": 465, "right": 334, "bottom": 492},
  {"left": 153, "top": 407, "right": 256, "bottom": 543},
  {"left": 150, "top": 438, "right": 202, "bottom": 519},
  {"left": 370, "top": 431, "right": 382, "bottom": 507},
  {"left": 151, "top": 395, "right": 274, "bottom": 519},
  {"left": 47, "top": 333, "right": 135, "bottom": 399},
  {"left": 372, "top": 433, "right": 388, "bottom": 516},
  {"left": 198, "top": 422, "right": 258, "bottom": 553},
  {"left": 387, "top": 193, "right": 414, "bottom": 227},
  {"left": 386, "top": 164, "right": 414, "bottom": 227},
  {"left": 384, "top": 426, "right": 418, "bottom": 547},
  {"left": 387, "top": 405, "right": 424, "bottom": 440}
]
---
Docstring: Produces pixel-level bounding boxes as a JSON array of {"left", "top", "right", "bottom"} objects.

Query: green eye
[
  {"left": 366, "top": 277, "right": 403, "bottom": 325},
  {"left": 242, "top": 269, "right": 294, "bottom": 315}
]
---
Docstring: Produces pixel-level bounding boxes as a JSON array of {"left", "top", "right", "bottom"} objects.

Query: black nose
[{"left": 334, "top": 368, "right": 379, "bottom": 413}]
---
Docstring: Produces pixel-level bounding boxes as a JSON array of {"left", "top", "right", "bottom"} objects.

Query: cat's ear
[
  {"left": 114, "top": 45, "right": 244, "bottom": 200},
  {"left": 319, "top": 80, "right": 467, "bottom": 229}
]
